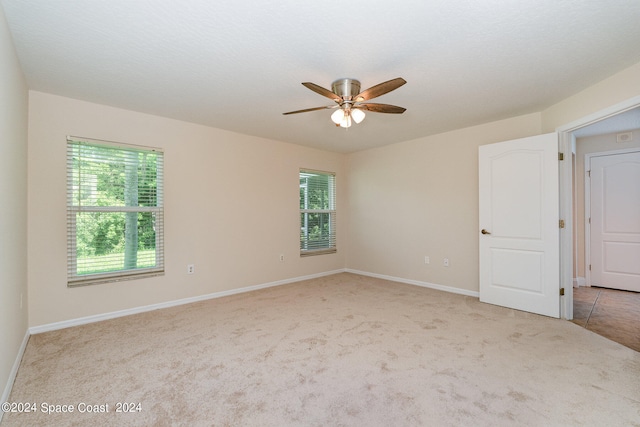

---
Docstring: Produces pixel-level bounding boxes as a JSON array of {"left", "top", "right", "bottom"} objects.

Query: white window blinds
[
  {"left": 66, "top": 137, "right": 164, "bottom": 286},
  {"left": 300, "top": 169, "right": 336, "bottom": 255}
]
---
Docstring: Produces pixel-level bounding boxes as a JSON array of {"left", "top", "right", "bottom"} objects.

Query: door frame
[
  {"left": 557, "top": 95, "right": 640, "bottom": 319},
  {"left": 584, "top": 148, "right": 640, "bottom": 287}
]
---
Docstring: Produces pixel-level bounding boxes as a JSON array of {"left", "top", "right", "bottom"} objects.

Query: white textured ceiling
[{"left": 3, "top": 0, "right": 640, "bottom": 153}]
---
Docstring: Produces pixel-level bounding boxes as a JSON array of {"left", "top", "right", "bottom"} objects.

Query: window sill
[
  {"left": 68, "top": 269, "right": 164, "bottom": 287},
  {"left": 300, "top": 248, "right": 337, "bottom": 257}
]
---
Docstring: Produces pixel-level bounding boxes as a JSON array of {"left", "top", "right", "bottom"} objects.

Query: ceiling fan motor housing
[{"left": 332, "top": 79, "right": 361, "bottom": 100}]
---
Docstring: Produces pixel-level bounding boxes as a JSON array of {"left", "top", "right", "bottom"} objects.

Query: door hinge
[
  {"left": 558, "top": 152, "right": 564, "bottom": 161},
  {"left": 560, "top": 288, "right": 565, "bottom": 296},
  {"left": 589, "top": 264, "right": 592, "bottom": 271},
  {"left": 559, "top": 219, "right": 565, "bottom": 229},
  {"left": 587, "top": 170, "right": 591, "bottom": 177}
]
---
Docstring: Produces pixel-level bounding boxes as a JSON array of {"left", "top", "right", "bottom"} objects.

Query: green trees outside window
[
  {"left": 299, "top": 170, "right": 336, "bottom": 255},
  {"left": 67, "top": 139, "right": 164, "bottom": 285}
]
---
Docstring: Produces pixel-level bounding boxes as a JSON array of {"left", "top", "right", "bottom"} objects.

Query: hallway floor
[{"left": 572, "top": 286, "right": 640, "bottom": 352}]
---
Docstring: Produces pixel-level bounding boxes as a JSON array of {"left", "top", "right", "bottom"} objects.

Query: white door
[
  {"left": 589, "top": 151, "right": 640, "bottom": 292},
  {"left": 479, "top": 133, "right": 560, "bottom": 318}
]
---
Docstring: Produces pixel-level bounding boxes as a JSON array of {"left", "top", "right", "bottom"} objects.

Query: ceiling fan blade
[
  {"left": 302, "top": 82, "right": 342, "bottom": 101},
  {"left": 357, "top": 103, "right": 406, "bottom": 114},
  {"left": 282, "top": 105, "right": 335, "bottom": 115},
  {"left": 355, "top": 78, "right": 407, "bottom": 101}
]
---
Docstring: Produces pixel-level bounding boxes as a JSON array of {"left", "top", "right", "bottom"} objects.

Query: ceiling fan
[{"left": 283, "top": 77, "right": 407, "bottom": 128}]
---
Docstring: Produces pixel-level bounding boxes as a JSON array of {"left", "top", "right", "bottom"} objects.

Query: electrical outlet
[
  {"left": 443, "top": 258, "right": 449, "bottom": 267},
  {"left": 187, "top": 264, "right": 195, "bottom": 274},
  {"left": 424, "top": 256, "right": 430, "bottom": 264},
  {"left": 279, "top": 254, "right": 285, "bottom": 262}
]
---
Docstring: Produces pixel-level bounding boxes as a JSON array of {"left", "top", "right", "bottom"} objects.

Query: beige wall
[
  {"left": 542, "top": 62, "right": 640, "bottom": 131},
  {"left": 27, "top": 92, "right": 346, "bottom": 327},
  {"left": 0, "top": 6, "right": 29, "bottom": 401},
  {"left": 574, "top": 130, "right": 640, "bottom": 280},
  {"left": 346, "top": 113, "right": 542, "bottom": 292}
]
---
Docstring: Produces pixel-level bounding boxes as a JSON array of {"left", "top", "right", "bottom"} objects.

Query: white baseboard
[
  {"left": 573, "top": 277, "right": 586, "bottom": 288},
  {"left": 345, "top": 269, "right": 480, "bottom": 298},
  {"left": 29, "top": 269, "right": 346, "bottom": 335},
  {"left": 1, "top": 330, "right": 30, "bottom": 424}
]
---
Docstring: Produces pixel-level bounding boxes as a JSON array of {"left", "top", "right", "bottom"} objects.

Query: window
[
  {"left": 300, "top": 169, "right": 336, "bottom": 256},
  {"left": 66, "top": 137, "right": 164, "bottom": 286}
]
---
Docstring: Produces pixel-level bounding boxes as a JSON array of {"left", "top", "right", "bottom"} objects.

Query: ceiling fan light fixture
[
  {"left": 351, "top": 108, "right": 366, "bottom": 124},
  {"left": 339, "top": 114, "right": 352, "bottom": 128},
  {"left": 331, "top": 109, "right": 345, "bottom": 125}
]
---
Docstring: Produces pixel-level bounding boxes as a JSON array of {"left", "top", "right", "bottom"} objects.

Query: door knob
[{"left": 481, "top": 229, "right": 491, "bottom": 235}]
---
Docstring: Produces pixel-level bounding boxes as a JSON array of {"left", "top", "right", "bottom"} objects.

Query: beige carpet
[{"left": 3, "top": 273, "right": 640, "bottom": 426}]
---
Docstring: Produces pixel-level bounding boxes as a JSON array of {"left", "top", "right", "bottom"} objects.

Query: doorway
[{"left": 558, "top": 97, "right": 640, "bottom": 322}]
